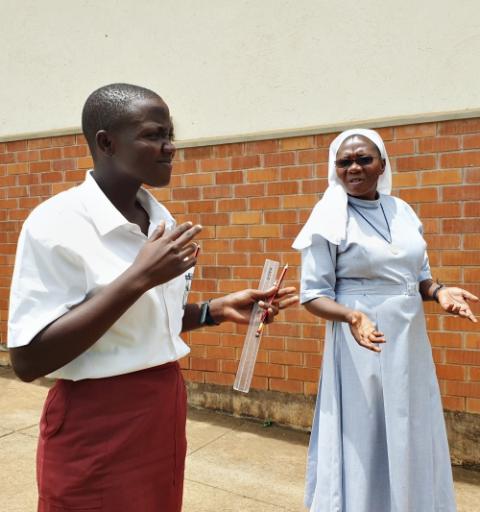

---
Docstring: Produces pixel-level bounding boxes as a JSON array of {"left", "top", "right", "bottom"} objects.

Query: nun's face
[{"left": 335, "top": 136, "right": 385, "bottom": 200}]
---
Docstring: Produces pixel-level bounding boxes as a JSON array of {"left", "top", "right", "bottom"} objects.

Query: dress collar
[{"left": 347, "top": 193, "right": 381, "bottom": 210}]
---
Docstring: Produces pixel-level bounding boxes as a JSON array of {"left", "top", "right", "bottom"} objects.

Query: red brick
[
  {"left": 280, "top": 165, "right": 312, "bottom": 180},
  {"left": 443, "top": 219, "right": 480, "bottom": 234},
  {"left": 199, "top": 158, "right": 231, "bottom": 171},
  {"left": 445, "top": 381, "right": 480, "bottom": 399},
  {"left": 385, "top": 139, "right": 416, "bottom": 155},
  {"left": 203, "top": 185, "right": 232, "bottom": 198},
  {"left": 217, "top": 198, "right": 246, "bottom": 212},
  {"left": 424, "top": 235, "right": 461, "bottom": 249},
  {"left": 394, "top": 123, "right": 436, "bottom": 139},
  {"left": 264, "top": 152, "right": 295, "bottom": 167},
  {"left": 464, "top": 235, "right": 480, "bottom": 250},
  {"left": 466, "top": 398, "right": 480, "bottom": 413},
  {"left": 297, "top": 149, "right": 328, "bottom": 164},
  {"left": 287, "top": 366, "right": 320, "bottom": 382},
  {"left": 6, "top": 140, "right": 28, "bottom": 152},
  {"left": 247, "top": 168, "right": 278, "bottom": 182},
  {"left": 249, "top": 197, "right": 280, "bottom": 209},
  {"left": 267, "top": 181, "right": 299, "bottom": 195},
  {"left": 398, "top": 187, "right": 438, "bottom": 203},
  {"left": 183, "top": 146, "right": 213, "bottom": 160},
  {"left": 439, "top": 119, "right": 480, "bottom": 135},
  {"left": 244, "top": 140, "right": 278, "bottom": 154},
  {"left": 418, "top": 202, "right": 460, "bottom": 218},
  {"left": 392, "top": 172, "right": 418, "bottom": 188},
  {"left": 442, "top": 395, "right": 465, "bottom": 412},
  {"left": 435, "top": 364, "right": 466, "bottom": 380},
  {"left": 421, "top": 169, "right": 461, "bottom": 185},
  {"left": 446, "top": 350, "right": 480, "bottom": 366},
  {"left": 269, "top": 378, "right": 303, "bottom": 393},
  {"left": 214, "top": 143, "right": 244, "bottom": 158},
  {"left": 186, "top": 200, "right": 214, "bottom": 214},
  {"left": 443, "top": 184, "right": 480, "bottom": 201},
  {"left": 231, "top": 155, "right": 260, "bottom": 170},
  {"left": 418, "top": 136, "right": 461, "bottom": 153},
  {"left": 440, "top": 151, "right": 480, "bottom": 168},
  {"left": 396, "top": 155, "right": 436, "bottom": 171},
  {"left": 216, "top": 171, "right": 244, "bottom": 184},
  {"left": 234, "top": 184, "right": 265, "bottom": 197}
]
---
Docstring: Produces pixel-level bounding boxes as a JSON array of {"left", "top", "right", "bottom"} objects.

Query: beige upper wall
[{"left": 2, "top": 0, "right": 480, "bottom": 143}]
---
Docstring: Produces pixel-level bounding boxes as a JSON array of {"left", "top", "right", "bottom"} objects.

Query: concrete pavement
[{"left": 0, "top": 366, "right": 479, "bottom": 511}]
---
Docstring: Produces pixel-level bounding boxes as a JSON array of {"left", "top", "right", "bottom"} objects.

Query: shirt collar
[{"left": 78, "top": 170, "right": 175, "bottom": 236}]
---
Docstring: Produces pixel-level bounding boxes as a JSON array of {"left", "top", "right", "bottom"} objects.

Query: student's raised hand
[
  {"left": 209, "top": 286, "right": 298, "bottom": 325},
  {"left": 437, "top": 287, "right": 478, "bottom": 323},
  {"left": 131, "top": 220, "right": 202, "bottom": 290},
  {"left": 347, "top": 310, "right": 385, "bottom": 352}
]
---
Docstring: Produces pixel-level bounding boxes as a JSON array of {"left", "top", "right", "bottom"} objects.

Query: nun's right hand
[{"left": 347, "top": 310, "right": 386, "bottom": 353}]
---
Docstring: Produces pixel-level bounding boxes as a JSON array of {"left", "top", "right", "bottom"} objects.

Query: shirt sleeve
[
  {"left": 7, "top": 223, "right": 87, "bottom": 348},
  {"left": 300, "top": 234, "right": 337, "bottom": 304}
]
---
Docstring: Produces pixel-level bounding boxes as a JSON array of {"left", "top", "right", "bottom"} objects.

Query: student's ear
[{"left": 96, "top": 130, "right": 115, "bottom": 157}]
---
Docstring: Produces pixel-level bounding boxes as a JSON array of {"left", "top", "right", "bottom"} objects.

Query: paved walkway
[{"left": 0, "top": 366, "right": 479, "bottom": 511}]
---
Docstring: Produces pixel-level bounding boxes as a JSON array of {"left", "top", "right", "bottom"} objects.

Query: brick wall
[{"left": 1, "top": 120, "right": 480, "bottom": 416}]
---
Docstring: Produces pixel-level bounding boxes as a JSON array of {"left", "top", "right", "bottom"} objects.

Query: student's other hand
[
  {"left": 209, "top": 286, "right": 298, "bottom": 325},
  {"left": 437, "top": 287, "right": 478, "bottom": 323},
  {"left": 347, "top": 310, "right": 385, "bottom": 352},
  {"left": 131, "top": 220, "right": 202, "bottom": 290}
]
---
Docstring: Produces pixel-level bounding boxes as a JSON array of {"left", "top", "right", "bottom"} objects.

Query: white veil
[{"left": 292, "top": 128, "right": 392, "bottom": 249}]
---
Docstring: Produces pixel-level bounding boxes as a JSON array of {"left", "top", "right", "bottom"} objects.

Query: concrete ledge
[
  {"left": 187, "top": 382, "right": 480, "bottom": 467},
  {"left": 186, "top": 382, "right": 315, "bottom": 430},
  {"left": 446, "top": 411, "right": 480, "bottom": 468}
]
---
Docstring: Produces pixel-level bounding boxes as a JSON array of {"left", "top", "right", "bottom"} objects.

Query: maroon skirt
[{"left": 37, "top": 362, "right": 187, "bottom": 512}]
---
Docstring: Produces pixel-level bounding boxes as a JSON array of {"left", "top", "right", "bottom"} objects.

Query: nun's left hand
[{"left": 437, "top": 286, "right": 478, "bottom": 323}]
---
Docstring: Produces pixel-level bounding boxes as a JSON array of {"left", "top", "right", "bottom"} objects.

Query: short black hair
[{"left": 81, "top": 83, "right": 162, "bottom": 155}]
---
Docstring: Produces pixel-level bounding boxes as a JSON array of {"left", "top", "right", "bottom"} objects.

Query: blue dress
[{"left": 300, "top": 194, "right": 456, "bottom": 512}]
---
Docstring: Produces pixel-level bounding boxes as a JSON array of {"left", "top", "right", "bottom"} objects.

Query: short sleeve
[
  {"left": 300, "top": 235, "right": 337, "bottom": 304},
  {"left": 402, "top": 201, "right": 432, "bottom": 282},
  {"left": 7, "top": 224, "right": 87, "bottom": 348},
  {"left": 418, "top": 221, "right": 432, "bottom": 282}
]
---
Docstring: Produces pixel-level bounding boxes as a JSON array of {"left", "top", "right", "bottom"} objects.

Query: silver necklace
[{"left": 349, "top": 202, "right": 400, "bottom": 255}]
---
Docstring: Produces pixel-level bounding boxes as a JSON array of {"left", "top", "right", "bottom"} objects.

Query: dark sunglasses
[{"left": 335, "top": 155, "right": 377, "bottom": 169}]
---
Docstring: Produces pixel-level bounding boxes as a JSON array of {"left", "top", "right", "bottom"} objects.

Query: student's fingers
[
  {"left": 274, "top": 286, "right": 298, "bottom": 298},
  {"left": 178, "top": 242, "right": 200, "bottom": 262},
  {"left": 164, "top": 222, "right": 195, "bottom": 242},
  {"left": 149, "top": 220, "right": 166, "bottom": 241},
  {"left": 171, "top": 224, "right": 203, "bottom": 249},
  {"left": 275, "top": 295, "right": 300, "bottom": 310}
]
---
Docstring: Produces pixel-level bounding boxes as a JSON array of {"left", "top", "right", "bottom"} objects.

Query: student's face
[
  {"left": 335, "top": 136, "right": 385, "bottom": 200},
  {"left": 111, "top": 96, "right": 176, "bottom": 187}
]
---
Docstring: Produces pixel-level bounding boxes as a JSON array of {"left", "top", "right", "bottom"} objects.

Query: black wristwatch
[
  {"left": 199, "top": 300, "right": 220, "bottom": 326},
  {"left": 432, "top": 283, "right": 445, "bottom": 303}
]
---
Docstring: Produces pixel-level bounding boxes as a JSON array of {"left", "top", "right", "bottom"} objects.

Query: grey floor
[{"left": 0, "top": 366, "right": 479, "bottom": 511}]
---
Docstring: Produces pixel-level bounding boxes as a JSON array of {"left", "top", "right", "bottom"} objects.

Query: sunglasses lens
[
  {"left": 336, "top": 159, "right": 352, "bottom": 168},
  {"left": 358, "top": 156, "right": 374, "bottom": 166}
]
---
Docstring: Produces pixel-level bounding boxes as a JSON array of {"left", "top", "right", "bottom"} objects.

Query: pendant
[{"left": 389, "top": 244, "right": 400, "bottom": 255}]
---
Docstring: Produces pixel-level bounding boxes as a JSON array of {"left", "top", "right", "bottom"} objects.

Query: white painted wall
[{"left": 2, "top": 0, "right": 480, "bottom": 143}]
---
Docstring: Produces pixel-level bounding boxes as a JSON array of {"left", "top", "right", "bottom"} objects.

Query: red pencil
[{"left": 255, "top": 263, "right": 288, "bottom": 337}]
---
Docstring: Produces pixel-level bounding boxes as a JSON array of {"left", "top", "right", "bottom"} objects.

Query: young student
[{"left": 7, "top": 83, "right": 298, "bottom": 512}]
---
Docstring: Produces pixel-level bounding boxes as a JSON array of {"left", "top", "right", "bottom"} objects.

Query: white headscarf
[{"left": 292, "top": 128, "right": 392, "bottom": 249}]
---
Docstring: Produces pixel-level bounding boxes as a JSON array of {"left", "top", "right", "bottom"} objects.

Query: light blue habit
[{"left": 300, "top": 193, "right": 456, "bottom": 512}]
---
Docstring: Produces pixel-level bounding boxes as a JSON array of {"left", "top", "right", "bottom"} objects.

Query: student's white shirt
[{"left": 7, "top": 171, "right": 191, "bottom": 381}]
